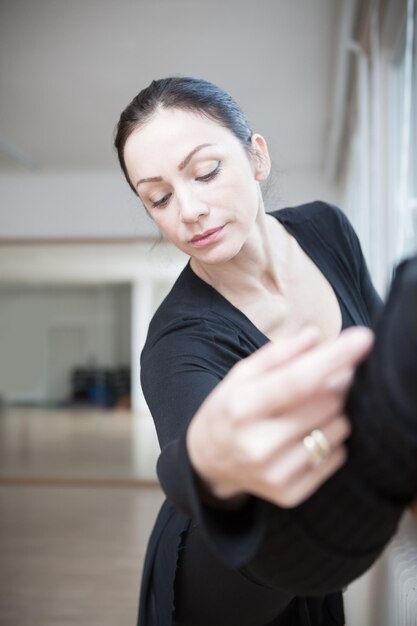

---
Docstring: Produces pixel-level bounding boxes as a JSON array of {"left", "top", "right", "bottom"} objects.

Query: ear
[{"left": 251, "top": 133, "right": 271, "bottom": 181}]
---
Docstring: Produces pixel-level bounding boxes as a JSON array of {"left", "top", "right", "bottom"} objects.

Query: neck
[{"left": 190, "top": 207, "right": 291, "bottom": 300}]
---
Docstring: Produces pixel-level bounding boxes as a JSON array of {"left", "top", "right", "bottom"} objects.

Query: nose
[{"left": 177, "top": 188, "right": 209, "bottom": 223}]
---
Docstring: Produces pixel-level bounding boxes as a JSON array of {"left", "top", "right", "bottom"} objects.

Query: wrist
[{"left": 186, "top": 420, "right": 247, "bottom": 506}]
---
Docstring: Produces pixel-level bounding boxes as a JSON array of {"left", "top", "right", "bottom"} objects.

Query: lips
[{"left": 191, "top": 226, "right": 223, "bottom": 243}]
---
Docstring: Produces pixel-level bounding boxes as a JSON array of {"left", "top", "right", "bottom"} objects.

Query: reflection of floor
[
  {"left": 0, "top": 485, "right": 164, "bottom": 625},
  {"left": 0, "top": 407, "right": 165, "bottom": 625},
  {"left": 0, "top": 407, "right": 159, "bottom": 482}
]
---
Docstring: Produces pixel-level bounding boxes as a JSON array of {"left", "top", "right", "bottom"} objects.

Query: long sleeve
[
  {"left": 141, "top": 316, "right": 270, "bottom": 564},
  {"left": 140, "top": 203, "right": 417, "bottom": 596},
  {"left": 157, "top": 432, "right": 269, "bottom": 564}
]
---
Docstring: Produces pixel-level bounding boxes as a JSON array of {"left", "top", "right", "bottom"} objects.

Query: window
[
  {"left": 343, "top": 0, "right": 417, "bottom": 292},
  {"left": 388, "top": 0, "right": 417, "bottom": 263}
]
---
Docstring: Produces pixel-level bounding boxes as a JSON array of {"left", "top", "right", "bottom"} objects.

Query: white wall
[
  {"left": 271, "top": 167, "right": 342, "bottom": 209},
  {"left": 0, "top": 274, "right": 175, "bottom": 406},
  {"left": 0, "top": 171, "right": 157, "bottom": 239},
  {"left": 0, "top": 284, "right": 131, "bottom": 403}
]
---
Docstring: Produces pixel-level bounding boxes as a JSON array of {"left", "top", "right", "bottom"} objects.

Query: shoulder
[
  {"left": 143, "top": 263, "right": 213, "bottom": 352},
  {"left": 271, "top": 199, "right": 353, "bottom": 232},
  {"left": 271, "top": 200, "right": 361, "bottom": 259},
  {"left": 141, "top": 265, "right": 241, "bottom": 370}
]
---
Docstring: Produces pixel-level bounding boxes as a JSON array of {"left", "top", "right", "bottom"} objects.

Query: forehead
[{"left": 123, "top": 107, "right": 239, "bottom": 172}]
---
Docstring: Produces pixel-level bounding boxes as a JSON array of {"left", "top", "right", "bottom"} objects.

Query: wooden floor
[
  {"left": 3, "top": 407, "right": 416, "bottom": 625},
  {"left": 0, "top": 407, "right": 160, "bottom": 482},
  {"left": 0, "top": 407, "right": 165, "bottom": 626}
]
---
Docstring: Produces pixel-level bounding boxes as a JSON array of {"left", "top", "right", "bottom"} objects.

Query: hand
[{"left": 186, "top": 326, "right": 375, "bottom": 508}]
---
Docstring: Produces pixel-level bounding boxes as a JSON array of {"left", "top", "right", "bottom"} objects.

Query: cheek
[
  {"left": 231, "top": 174, "right": 260, "bottom": 214},
  {"left": 154, "top": 213, "right": 182, "bottom": 242},
  {"left": 217, "top": 169, "right": 255, "bottom": 204},
  {"left": 153, "top": 214, "right": 171, "bottom": 234}
]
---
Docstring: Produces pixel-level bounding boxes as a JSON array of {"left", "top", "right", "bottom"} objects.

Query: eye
[
  {"left": 195, "top": 161, "right": 221, "bottom": 182},
  {"left": 151, "top": 193, "right": 171, "bottom": 209}
]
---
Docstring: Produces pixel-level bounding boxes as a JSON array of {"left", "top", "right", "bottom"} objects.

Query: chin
[{"left": 191, "top": 242, "right": 243, "bottom": 266}]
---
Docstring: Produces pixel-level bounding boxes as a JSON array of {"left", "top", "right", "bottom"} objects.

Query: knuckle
[
  {"left": 326, "top": 368, "right": 354, "bottom": 395},
  {"left": 281, "top": 370, "right": 304, "bottom": 397},
  {"left": 226, "top": 396, "right": 244, "bottom": 423},
  {"left": 264, "top": 467, "right": 287, "bottom": 490},
  {"left": 251, "top": 446, "right": 270, "bottom": 468},
  {"left": 226, "top": 390, "right": 255, "bottom": 423},
  {"left": 236, "top": 439, "right": 265, "bottom": 467},
  {"left": 284, "top": 367, "right": 320, "bottom": 400},
  {"left": 278, "top": 489, "right": 301, "bottom": 508}
]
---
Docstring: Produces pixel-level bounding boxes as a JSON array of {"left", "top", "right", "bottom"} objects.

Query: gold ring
[{"left": 303, "top": 429, "right": 331, "bottom": 466}]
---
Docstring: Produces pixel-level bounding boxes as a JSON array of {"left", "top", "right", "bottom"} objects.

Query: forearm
[{"left": 157, "top": 430, "right": 268, "bottom": 564}]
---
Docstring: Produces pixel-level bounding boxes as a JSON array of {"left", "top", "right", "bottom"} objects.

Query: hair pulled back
[{"left": 114, "top": 76, "right": 254, "bottom": 195}]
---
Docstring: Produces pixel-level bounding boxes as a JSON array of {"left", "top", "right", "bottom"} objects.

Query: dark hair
[{"left": 114, "top": 76, "right": 254, "bottom": 195}]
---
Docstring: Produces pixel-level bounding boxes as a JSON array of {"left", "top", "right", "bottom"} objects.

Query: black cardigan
[{"left": 138, "top": 201, "right": 417, "bottom": 624}]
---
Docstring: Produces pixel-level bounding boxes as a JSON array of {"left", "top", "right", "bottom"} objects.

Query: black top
[{"left": 138, "top": 201, "right": 417, "bottom": 625}]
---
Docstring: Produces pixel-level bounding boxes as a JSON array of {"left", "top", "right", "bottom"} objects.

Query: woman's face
[{"left": 123, "top": 107, "right": 269, "bottom": 264}]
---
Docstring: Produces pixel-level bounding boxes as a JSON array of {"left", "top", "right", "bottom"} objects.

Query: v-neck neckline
[{"left": 185, "top": 209, "right": 353, "bottom": 345}]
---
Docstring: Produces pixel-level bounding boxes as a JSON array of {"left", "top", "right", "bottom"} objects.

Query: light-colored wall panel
[
  {"left": 0, "top": 171, "right": 156, "bottom": 239},
  {"left": 0, "top": 284, "right": 131, "bottom": 403}
]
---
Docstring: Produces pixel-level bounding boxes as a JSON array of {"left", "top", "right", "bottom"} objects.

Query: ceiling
[{"left": 0, "top": 0, "right": 341, "bottom": 174}]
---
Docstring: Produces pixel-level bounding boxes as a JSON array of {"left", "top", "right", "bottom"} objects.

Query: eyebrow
[{"left": 136, "top": 143, "right": 214, "bottom": 188}]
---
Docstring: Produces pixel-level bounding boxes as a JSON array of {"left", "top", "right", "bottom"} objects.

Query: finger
[
  {"left": 324, "top": 367, "right": 355, "bottom": 394},
  {"left": 269, "top": 391, "right": 351, "bottom": 447},
  {"left": 275, "top": 446, "right": 348, "bottom": 508},
  {"left": 235, "top": 393, "right": 349, "bottom": 463},
  {"left": 237, "top": 326, "right": 321, "bottom": 381},
  {"left": 270, "top": 327, "right": 374, "bottom": 399},
  {"left": 259, "top": 415, "right": 351, "bottom": 487},
  {"left": 239, "top": 327, "right": 374, "bottom": 419}
]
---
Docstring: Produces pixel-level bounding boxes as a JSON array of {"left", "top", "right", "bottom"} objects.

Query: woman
[{"left": 114, "top": 77, "right": 417, "bottom": 626}]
